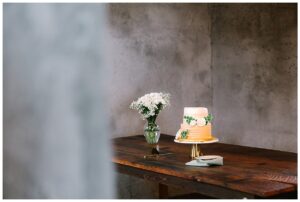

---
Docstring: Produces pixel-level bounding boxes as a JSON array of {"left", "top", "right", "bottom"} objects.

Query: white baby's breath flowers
[
  {"left": 197, "top": 118, "right": 206, "bottom": 126},
  {"left": 130, "top": 92, "right": 170, "bottom": 120}
]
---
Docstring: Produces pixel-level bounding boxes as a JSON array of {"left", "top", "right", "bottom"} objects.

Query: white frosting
[{"left": 184, "top": 107, "right": 208, "bottom": 117}]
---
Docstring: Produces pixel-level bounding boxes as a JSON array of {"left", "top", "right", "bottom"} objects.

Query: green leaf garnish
[
  {"left": 181, "top": 130, "right": 189, "bottom": 139},
  {"left": 204, "top": 114, "right": 213, "bottom": 125},
  {"left": 183, "top": 116, "right": 197, "bottom": 124}
]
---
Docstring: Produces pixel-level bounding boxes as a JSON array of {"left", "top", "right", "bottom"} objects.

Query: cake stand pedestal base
[
  {"left": 191, "top": 144, "right": 203, "bottom": 159},
  {"left": 174, "top": 138, "right": 219, "bottom": 160}
]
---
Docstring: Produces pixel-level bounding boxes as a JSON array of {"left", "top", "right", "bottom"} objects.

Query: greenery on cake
[
  {"left": 204, "top": 114, "right": 213, "bottom": 125},
  {"left": 183, "top": 116, "right": 197, "bottom": 124},
  {"left": 181, "top": 130, "right": 189, "bottom": 139},
  {"left": 184, "top": 114, "right": 214, "bottom": 126}
]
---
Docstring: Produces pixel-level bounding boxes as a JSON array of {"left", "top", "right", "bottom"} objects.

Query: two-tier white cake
[{"left": 176, "top": 107, "right": 215, "bottom": 142}]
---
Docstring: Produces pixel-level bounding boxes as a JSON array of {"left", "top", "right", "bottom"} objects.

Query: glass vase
[{"left": 144, "top": 122, "right": 160, "bottom": 144}]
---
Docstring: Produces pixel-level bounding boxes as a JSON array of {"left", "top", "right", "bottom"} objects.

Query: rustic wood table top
[{"left": 112, "top": 134, "right": 297, "bottom": 199}]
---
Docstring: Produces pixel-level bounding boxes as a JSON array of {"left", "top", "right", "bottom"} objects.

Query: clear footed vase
[{"left": 144, "top": 122, "right": 160, "bottom": 144}]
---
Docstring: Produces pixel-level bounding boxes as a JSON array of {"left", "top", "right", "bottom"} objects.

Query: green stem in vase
[
  {"left": 145, "top": 132, "right": 156, "bottom": 144},
  {"left": 145, "top": 116, "right": 159, "bottom": 144}
]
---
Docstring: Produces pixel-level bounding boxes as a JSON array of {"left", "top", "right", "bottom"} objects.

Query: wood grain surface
[{"left": 112, "top": 134, "right": 297, "bottom": 198}]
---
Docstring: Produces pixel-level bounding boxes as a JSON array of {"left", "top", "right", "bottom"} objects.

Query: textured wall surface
[
  {"left": 4, "top": 4, "right": 115, "bottom": 198},
  {"left": 106, "top": 4, "right": 212, "bottom": 138},
  {"left": 211, "top": 4, "right": 297, "bottom": 152}
]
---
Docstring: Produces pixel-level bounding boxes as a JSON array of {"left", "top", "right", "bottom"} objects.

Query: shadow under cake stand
[{"left": 174, "top": 138, "right": 219, "bottom": 159}]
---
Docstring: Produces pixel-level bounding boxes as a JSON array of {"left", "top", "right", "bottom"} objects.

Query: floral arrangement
[
  {"left": 130, "top": 92, "right": 170, "bottom": 144},
  {"left": 130, "top": 92, "right": 170, "bottom": 121}
]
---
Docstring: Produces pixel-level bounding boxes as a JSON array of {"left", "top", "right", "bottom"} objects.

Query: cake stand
[{"left": 174, "top": 138, "right": 219, "bottom": 159}]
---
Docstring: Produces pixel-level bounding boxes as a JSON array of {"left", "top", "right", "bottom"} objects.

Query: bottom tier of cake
[{"left": 177, "top": 124, "right": 215, "bottom": 141}]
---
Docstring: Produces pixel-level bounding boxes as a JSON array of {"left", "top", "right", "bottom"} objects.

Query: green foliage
[
  {"left": 204, "top": 114, "right": 213, "bottom": 125},
  {"left": 181, "top": 130, "right": 189, "bottom": 139},
  {"left": 183, "top": 116, "right": 197, "bottom": 124}
]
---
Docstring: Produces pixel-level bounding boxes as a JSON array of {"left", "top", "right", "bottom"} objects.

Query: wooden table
[{"left": 113, "top": 134, "right": 297, "bottom": 199}]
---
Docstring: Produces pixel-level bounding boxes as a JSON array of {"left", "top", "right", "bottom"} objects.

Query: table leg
[{"left": 158, "top": 183, "right": 168, "bottom": 199}]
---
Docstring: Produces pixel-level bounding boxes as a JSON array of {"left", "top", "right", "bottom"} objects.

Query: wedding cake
[{"left": 175, "top": 107, "right": 215, "bottom": 142}]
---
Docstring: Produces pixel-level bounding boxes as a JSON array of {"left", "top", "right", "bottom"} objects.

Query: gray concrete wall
[
  {"left": 106, "top": 4, "right": 212, "bottom": 138},
  {"left": 211, "top": 4, "right": 297, "bottom": 152},
  {"left": 106, "top": 3, "right": 297, "bottom": 153}
]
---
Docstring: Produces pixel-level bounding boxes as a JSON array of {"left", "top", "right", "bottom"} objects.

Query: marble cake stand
[{"left": 174, "top": 138, "right": 219, "bottom": 159}]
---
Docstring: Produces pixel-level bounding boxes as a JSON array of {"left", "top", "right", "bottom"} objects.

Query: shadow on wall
[{"left": 3, "top": 4, "right": 115, "bottom": 198}]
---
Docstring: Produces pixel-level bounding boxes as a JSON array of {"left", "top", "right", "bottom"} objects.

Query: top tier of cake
[{"left": 184, "top": 107, "right": 208, "bottom": 119}]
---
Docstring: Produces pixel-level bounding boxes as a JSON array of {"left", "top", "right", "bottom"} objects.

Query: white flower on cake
[
  {"left": 190, "top": 120, "right": 197, "bottom": 126},
  {"left": 129, "top": 92, "right": 170, "bottom": 120},
  {"left": 197, "top": 118, "right": 206, "bottom": 126}
]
